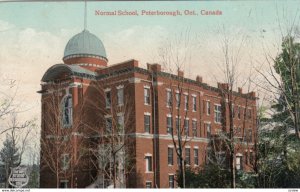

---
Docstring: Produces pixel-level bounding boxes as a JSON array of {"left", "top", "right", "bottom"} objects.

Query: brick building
[{"left": 39, "top": 30, "right": 257, "bottom": 188}]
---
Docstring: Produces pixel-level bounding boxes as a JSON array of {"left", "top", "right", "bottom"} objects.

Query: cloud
[{"left": 0, "top": 20, "right": 15, "bottom": 32}]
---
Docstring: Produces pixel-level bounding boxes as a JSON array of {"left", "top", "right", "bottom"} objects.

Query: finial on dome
[{"left": 84, "top": 0, "right": 87, "bottom": 30}]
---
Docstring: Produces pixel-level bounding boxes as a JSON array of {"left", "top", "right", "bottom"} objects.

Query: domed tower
[{"left": 63, "top": 29, "right": 108, "bottom": 71}]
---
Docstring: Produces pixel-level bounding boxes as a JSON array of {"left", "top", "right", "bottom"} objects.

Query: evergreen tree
[
  {"left": 0, "top": 134, "right": 20, "bottom": 187},
  {"left": 255, "top": 36, "right": 300, "bottom": 188}
]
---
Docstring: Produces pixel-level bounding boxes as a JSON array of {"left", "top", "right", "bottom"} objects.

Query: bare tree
[
  {"left": 40, "top": 85, "right": 86, "bottom": 188},
  {"left": 210, "top": 25, "right": 258, "bottom": 188},
  {"left": 157, "top": 29, "right": 196, "bottom": 188},
  {"left": 86, "top": 80, "right": 135, "bottom": 188}
]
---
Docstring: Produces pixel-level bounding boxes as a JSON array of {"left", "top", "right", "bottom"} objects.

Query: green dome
[{"left": 63, "top": 30, "right": 107, "bottom": 60}]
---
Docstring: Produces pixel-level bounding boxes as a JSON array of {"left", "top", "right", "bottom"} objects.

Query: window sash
[
  {"left": 184, "top": 95, "right": 189, "bottom": 110},
  {"left": 176, "top": 93, "right": 180, "bottom": 108},
  {"left": 192, "top": 120, "right": 197, "bottom": 137},
  {"left": 169, "top": 175, "right": 174, "bottom": 188},
  {"left": 105, "top": 91, "right": 111, "bottom": 108},
  {"left": 167, "top": 117, "right": 173, "bottom": 134},
  {"left": 206, "top": 101, "right": 211, "bottom": 115},
  {"left": 146, "top": 182, "right": 152, "bottom": 188},
  {"left": 185, "top": 148, "right": 190, "bottom": 165},
  {"left": 194, "top": 149, "right": 199, "bottom": 165},
  {"left": 117, "top": 88, "right": 124, "bottom": 106},
  {"left": 192, "top": 97, "right": 196, "bottom": 111},
  {"left": 106, "top": 118, "right": 112, "bottom": 133},
  {"left": 167, "top": 91, "right": 172, "bottom": 107},
  {"left": 184, "top": 119, "right": 189, "bottom": 136},
  {"left": 214, "top": 105, "right": 222, "bottom": 123},
  {"left": 144, "top": 115, "right": 150, "bottom": 133},
  {"left": 146, "top": 156, "right": 152, "bottom": 172},
  {"left": 144, "top": 88, "right": 150, "bottom": 104},
  {"left": 168, "top": 148, "right": 173, "bottom": 165},
  {"left": 206, "top": 124, "right": 211, "bottom": 138}
]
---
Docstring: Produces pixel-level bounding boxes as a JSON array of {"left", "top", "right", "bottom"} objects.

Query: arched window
[{"left": 62, "top": 95, "right": 72, "bottom": 128}]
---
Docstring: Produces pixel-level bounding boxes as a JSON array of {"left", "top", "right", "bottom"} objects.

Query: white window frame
[
  {"left": 194, "top": 148, "right": 199, "bottom": 166},
  {"left": 236, "top": 154, "right": 243, "bottom": 170},
  {"left": 105, "top": 90, "right": 111, "bottom": 109},
  {"left": 206, "top": 123, "right": 211, "bottom": 138},
  {"left": 184, "top": 119, "right": 189, "bottom": 136},
  {"left": 169, "top": 174, "right": 175, "bottom": 188},
  {"left": 184, "top": 95, "right": 189, "bottom": 111},
  {"left": 168, "top": 147, "right": 174, "bottom": 166},
  {"left": 105, "top": 117, "right": 112, "bottom": 134},
  {"left": 61, "top": 153, "right": 70, "bottom": 170},
  {"left": 175, "top": 92, "right": 180, "bottom": 108},
  {"left": 192, "top": 120, "right": 197, "bottom": 137},
  {"left": 117, "top": 86, "right": 124, "bottom": 106},
  {"left": 61, "top": 94, "right": 73, "bottom": 128},
  {"left": 144, "top": 87, "right": 150, "bottom": 105},
  {"left": 192, "top": 96, "right": 197, "bottom": 112},
  {"left": 214, "top": 104, "right": 222, "bottom": 123},
  {"left": 185, "top": 147, "right": 191, "bottom": 165},
  {"left": 206, "top": 101, "right": 211, "bottom": 115},
  {"left": 144, "top": 114, "right": 151, "bottom": 133},
  {"left": 146, "top": 181, "right": 152, "bottom": 188},
  {"left": 167, "top": 115, "right": 173, "bottom": 135},
  {"left": 166, "top": 90, "right": 172, "bottom": 107},
  {"left": 145, "top": 154, "right": 153, "bottom": 172}
]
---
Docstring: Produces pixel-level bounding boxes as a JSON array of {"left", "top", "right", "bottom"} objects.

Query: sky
[{"left": 0, "top": 0, "right": 300, "bottom": 162}]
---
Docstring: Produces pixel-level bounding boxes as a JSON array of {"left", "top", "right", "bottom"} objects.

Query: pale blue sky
[{"left": 1, "top": 1, "right": 299, "bottom": 35}]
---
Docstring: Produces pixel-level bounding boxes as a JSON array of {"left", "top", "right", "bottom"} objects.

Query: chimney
[
  {"left": 249, "top": 91, "right": 256, "bottom": 98},
  {"left": 147, "top": 63, "right": 161, "bottom": 72},
  {"left": 196, "top": 75, "right": 203, "bottom": 83},
  {"left": 218, "top": 83, "right": 228, "bottom": 90},
  {"left": 238, "top": 87, "right": 242, "bottom": 94},
  {"left": 178, "top": 70, "right": 184, "bottom": 77}
]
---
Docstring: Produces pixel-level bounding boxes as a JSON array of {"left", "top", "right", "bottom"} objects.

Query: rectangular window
[
  {"left": 250, "top": 152, "right": 253, "bottom": 164},
  {"left": 117, "top": 88, "right": 124, "bottom": 106},
  {"left": 236, "top": 156, "right": 242, "bottom": 170},
  {"left": 105, "top": 91, "right": 111, "bottom": 108},
  {"left": 167, "top": 116, "right": 173, "bottom": 134},
  {"left": 105, "top": 117, "right": 112, "bottom": 133},
  {"left": 168, "top": 147, "right": 174, "bottom": 165},
  {"left": 169, "top": 175, "right": 175, "bottom": 188},
  {"left": 206, "top": 101, "right": 211, "bottom": 115},
  {"left": 184, "top": 119, "right": 189, "bottom": 136},
  {"left": 185, "top": 148, "right": 190, "bottom": 165},
  {"left": 167, "top": 90, "right": 172, "bottom": 107},
  {"left": 238, "top": 106, "right": 241, "bottom": 119},
  {"left": 248, "top": 129, "right": 252, "bottom": 142},
  {"left": 231, "top": 104, "right": 235, "bottom": 118},
  {"left": 184, "top": 95, "right": 189, "bottom": 111},
  {"left": 192, "top": 96, "right": 197, "bottom": 111},
  {"left": 206, "top": 123, "right": 211, "bottom": 138},
  {"left": 61, "top": 154, "right": 70, "bottom": 170},
  {"left": 144, "top": 88, "right": 150, "bottom": 105},
  {"left": 176, "top": 117, "right": 181, "bottom": 131},
  {"left": 214, "top": 105, "right": 222, "bottom": 123},
  {"left": 145, "top": 156, "right": 152, "bottom": 172},
  {"left": 117, "top": 115, "right": 124, "bottom": 133},
  {"left": 192, "top": 120, "right": 197, "bottom": 137},
  {"left": 247, "top": 109, "right": 252, "bottom": 119},
  {"left": 144, "top": 115, "right": 150, "bottom": 133},
  {"left": 146, "top": 181, "right": 152, "bottom": 188},
  {"left": 194, "top": 148, "right": 199, "bottom": 166},
  {"left": 176, "top": 93, "right": 180, "bottom": 108}
]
